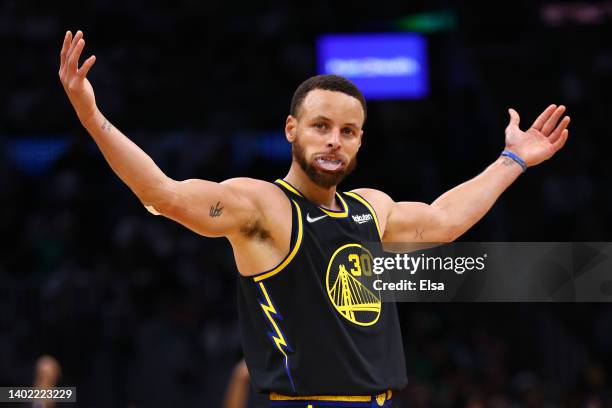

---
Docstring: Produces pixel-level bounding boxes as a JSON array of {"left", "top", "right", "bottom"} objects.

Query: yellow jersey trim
[
  {"left": 319, "top": 192, "right": 349, "bottom": 217},
  {"left": 253, "top": 199, "right": 303, "bottom": 282},
  {"left": 276, "top": 179, "right": 303, "bottom": 197},
  {"left": 275, "top": 179, "right": 349, "bottom": 217},
  {"left": 344, "top": 191, "right": 382, "bottom": 239},
  {"left": 269, "top": 392, "right": 370, "bottom": 402},
  {"left": 270, "top": 390, "right": 391, "bottom": 403}
]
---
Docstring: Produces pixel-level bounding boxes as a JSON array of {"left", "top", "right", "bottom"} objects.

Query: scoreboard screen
[{"left": 317, "top": 33, "right": 429, "bottom": 100}]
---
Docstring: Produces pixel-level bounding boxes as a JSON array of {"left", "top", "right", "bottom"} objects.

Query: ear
[
  {"left": 285, "top": 115, "right": 297, "bottom": 142},
  {"left": 357, "top": 130, "right": 364, "bottom": 149}
]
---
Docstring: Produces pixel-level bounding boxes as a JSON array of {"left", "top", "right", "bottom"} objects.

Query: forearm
[
  {"left": 431, "top": 155, "right": 522, "bottom": 238},
  {"left": 81, "top": 108, "right": 171, "bottom": 206}
]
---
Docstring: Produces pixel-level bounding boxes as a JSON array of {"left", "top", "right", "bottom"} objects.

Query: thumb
[
  {"left": 508, "top": 108, "right": 521, "bottom": 129},
  {"left": 78, "top": 55, "right": 96, "bottom": 78}
]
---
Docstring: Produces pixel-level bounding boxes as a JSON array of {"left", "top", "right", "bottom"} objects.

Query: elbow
[
  {"left": 433, "top": 226, "right": 459, "bottom": 243},
  {"left": 444, "top": 217, "right": 469, "bottom": 242},
  {"left": 137, "top": 179, "right": 178, "bottom": 215},
  {"left": 144, "top": 195, "right": 180, "bottom": 218},
  {"left": 445, "top": 221, "right": 474, "bottom": 242},
  {"left": 436, "top": 211, "right": 463, "bottom": 242},
  {"left": 443, "top": 228, "right": 461, "bottom": 243}
]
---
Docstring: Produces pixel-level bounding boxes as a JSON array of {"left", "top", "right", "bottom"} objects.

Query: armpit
[{"left": 240, "top": 218, "right": 271, "bottom": 241}]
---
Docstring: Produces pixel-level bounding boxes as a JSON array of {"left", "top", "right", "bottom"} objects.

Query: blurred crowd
[{"left": 2, "top": 1, "right": 612, "bottom": 407}]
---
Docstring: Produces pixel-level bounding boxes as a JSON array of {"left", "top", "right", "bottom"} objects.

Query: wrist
[
  {"left": 79, "top": 107, "right": 101, "bottom": 130},
  {"left": 500, "top": 150, "right": 527, "bottom": 173}
]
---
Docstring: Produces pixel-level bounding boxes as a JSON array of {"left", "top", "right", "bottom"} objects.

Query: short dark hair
[{"left": 290, "top": 74, "right": 367, "bottom": 121}]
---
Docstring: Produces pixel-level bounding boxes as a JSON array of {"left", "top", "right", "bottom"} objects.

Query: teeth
[{"left": 316, "top": 157, "right": 343, "bottom": 171}]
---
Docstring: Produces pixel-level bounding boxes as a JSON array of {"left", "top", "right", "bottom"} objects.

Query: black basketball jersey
[{"left": 237, "top": 179, "right": 408, "bottom": 395}]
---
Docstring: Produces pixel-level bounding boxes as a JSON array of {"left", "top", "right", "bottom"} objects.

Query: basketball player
[{"left": 59, "top": 31, "right": 570, "bottom": 407}]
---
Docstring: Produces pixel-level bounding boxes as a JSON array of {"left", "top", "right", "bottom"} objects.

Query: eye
[
  {"left": 342, "top": 127, "right": 355, "bottom": 135},
  {"left": 314, "top": 123, "right": 326, "bottom": 130}
]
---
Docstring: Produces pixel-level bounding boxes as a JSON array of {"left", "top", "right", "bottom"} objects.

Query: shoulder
[
  {"left": 349, "top": 188, "right": 394, "bottom": 211},
  {"left": 221, "top": 178, "right": 292, "bottom": 226},
  {"left": 348, "top": 188, "right": 395, "bottom": 232},
  {"left": 221, "top": 178, "right": 287, "bottom": 204},
  {"left": 221, "top": 177, "right": 277, "bottom": 190}
]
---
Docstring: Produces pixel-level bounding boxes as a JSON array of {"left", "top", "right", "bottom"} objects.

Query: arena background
[{"left": 1, "top": 1, "right": 612, "bottom": 407}]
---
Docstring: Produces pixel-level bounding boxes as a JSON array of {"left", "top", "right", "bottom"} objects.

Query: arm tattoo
[
  {"left": 414, "top": 228, "right": 424, "bottom": 239},
  {"left": 101, "top": 119, "right": 113, "bottom": 132},
  {"left": 209, "top": 201, "right": 224, "bottom": 218}
]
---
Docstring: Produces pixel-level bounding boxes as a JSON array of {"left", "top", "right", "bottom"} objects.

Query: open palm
[
  {"left": 58, "top": 30, "right": 98, "bottom": 124},
  {"left": 505, "top": 104, "right": 570, "bottom": 167}
]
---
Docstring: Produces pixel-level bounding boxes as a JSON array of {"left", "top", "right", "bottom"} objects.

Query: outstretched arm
[
  {"left": 355, "top": 104, "right": 570, "bottom": 243},
  {"left": 59, "top": 30, "right": 259, "bottom": 238}
]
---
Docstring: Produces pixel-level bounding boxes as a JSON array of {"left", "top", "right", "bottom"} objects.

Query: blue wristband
[{"left": 501, "top": 150, "right": 527, "bottom": 172}]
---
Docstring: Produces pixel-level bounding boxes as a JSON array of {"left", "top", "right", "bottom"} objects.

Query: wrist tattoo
[
  {"left": 101, "top": 119, "right": 113, "bottom": 132},
  {"left": 209, "top": 201, "right": 224, "bottom": 218},
  {"left": 501, "top": 157, "right": 515, "bottom": 167}
]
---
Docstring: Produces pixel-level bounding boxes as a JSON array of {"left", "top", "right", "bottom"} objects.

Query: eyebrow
[{"left": 311, "top": 115, "right": 359, "bottom": 129}]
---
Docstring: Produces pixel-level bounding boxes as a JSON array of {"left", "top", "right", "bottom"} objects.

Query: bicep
[
  {"left": 383, "top": 201, "right": 454, "bottom": 243},
  {"left": 151, "top": 178, "right": 258, "bottom": 238},
  {"left": 352, "top": 188, "right": 455, "bottom": 243}
]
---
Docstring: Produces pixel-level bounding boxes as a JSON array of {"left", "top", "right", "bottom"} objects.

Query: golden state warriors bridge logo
[{"left": 326, "top": 243, "right": 381, "bottom": 326}]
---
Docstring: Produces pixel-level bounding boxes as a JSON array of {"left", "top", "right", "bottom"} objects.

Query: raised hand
[
  {"left": 504, "top": 104, "right": 571, "bottom": 167},
  {"left": 59, "top": 30, "right": 98, "bottom": 125}
]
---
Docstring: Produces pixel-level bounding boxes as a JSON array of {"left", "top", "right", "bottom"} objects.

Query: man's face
[{"left": 286, "top": 89, "right": 365, "bottom": 188}]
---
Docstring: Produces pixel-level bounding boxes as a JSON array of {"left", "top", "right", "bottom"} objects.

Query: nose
[{"left": 326, "top": 128, "right": 341, "bottom": 150}]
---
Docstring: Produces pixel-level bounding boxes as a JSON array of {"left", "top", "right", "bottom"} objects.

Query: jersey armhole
[
  {"left": 343, "top": 191, "right": 382, "bottom": 240},
  {"left": 251, "top": 192, "right": 304, "bottom": 282}
]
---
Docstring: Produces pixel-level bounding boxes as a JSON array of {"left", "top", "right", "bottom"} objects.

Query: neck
[{"left": 284, "top": 162, "right": 339, "bottom": 210}]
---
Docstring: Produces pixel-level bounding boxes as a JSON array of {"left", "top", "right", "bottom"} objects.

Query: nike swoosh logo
[{"left": 306, "top": 213, "right": 328, "bottom": 223}]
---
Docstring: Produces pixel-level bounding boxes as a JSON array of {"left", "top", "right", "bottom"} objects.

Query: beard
[{"left": 292, "top": 137, "right": 357, "bottom": 189}]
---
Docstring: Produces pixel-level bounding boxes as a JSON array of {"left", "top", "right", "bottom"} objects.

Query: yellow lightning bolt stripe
[{"left": 258, "top": 281, "right": 291, "bottom": 363}]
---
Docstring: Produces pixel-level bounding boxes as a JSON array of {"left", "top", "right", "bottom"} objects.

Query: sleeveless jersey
[{"left": 237, "top": 179, "right": 408, "bottom": 395}]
